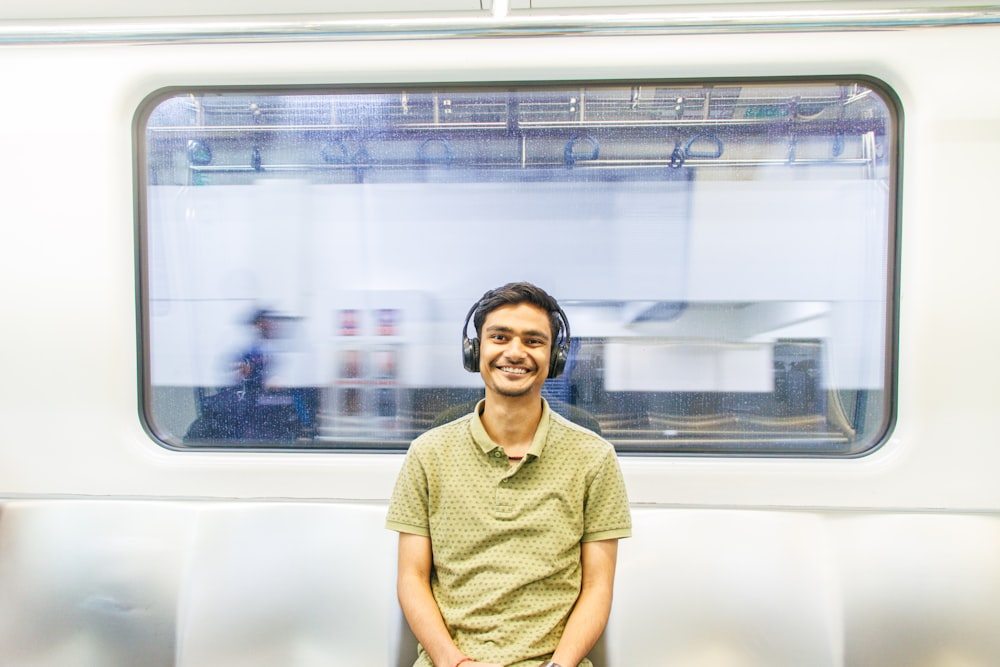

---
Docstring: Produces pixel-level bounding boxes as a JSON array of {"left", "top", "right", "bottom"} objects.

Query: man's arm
[
  {"left": 396, "top": 532, "right": 501, "bottom": 667},
  {"left": 548, "top": 538, "right": 620, "bottom": 667}
]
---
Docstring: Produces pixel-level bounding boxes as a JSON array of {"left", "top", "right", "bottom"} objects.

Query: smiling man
[{"left": 386, "top": 282, "right": 632, "bottom": 667}]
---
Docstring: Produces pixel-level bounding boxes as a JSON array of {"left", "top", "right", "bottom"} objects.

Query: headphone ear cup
[
  {"left": 549, "top": 346, "right": 567, "bottom": 379},
  {"left": 463, "top": 336, "right": 480, "bottom": 373},
  {"left": 548, "top": 307, "right": 571, "bottom": 379}
]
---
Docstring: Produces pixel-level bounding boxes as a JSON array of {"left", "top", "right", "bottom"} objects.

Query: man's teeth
[{"left": 500, "top": 367, "right": 528, "bottom": 374}]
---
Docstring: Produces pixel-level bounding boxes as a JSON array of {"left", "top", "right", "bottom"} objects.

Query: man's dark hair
[{"left": 472, "top": 282, "right": 564, "bottom": 348}]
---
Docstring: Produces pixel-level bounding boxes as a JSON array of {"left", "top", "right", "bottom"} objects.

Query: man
[{"left": 386, "top": 282, "right": 631, "bottom": 667}]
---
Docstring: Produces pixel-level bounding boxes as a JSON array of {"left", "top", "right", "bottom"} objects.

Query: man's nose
[{"left": 505, "top": 337, "right": 525, "bottom": 358}]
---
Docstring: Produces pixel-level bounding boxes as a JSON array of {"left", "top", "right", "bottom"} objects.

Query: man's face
[{"left": 479, "top": 302, "right": 553, "bottom": 400}]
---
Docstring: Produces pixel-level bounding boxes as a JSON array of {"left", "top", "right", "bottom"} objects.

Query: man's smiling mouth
[{"left": 498, "top": 366, "right": 529, "bottom": 374}]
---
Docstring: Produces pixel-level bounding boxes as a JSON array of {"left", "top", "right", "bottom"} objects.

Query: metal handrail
[
  {"left": 2, "top": 5, "right": 1000, "bottom": 45},
  {"left": 187, "top": 156, "right": 875, "bottom": 174}
]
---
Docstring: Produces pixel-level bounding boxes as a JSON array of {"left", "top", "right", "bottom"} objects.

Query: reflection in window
[{"left": 139, "top": 80, "right": 897, "bottom": 454}]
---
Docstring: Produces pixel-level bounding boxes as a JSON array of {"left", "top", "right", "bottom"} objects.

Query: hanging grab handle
[
  {"left": 684, "top": 133, "right": 724, "bottom": 159},
  {"left": 417, "top": 137, "right": 454, "bottom": 165},
  {"left": 564, "top": 134, "right": 600, "bottom": 166},
  {"left": 670, "top": 133, "right": 724, "bottom": 168}
]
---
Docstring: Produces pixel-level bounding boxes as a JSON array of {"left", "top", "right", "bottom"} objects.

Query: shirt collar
[{"left": 470, "top": 397, "right": 553, "bottom": 459}]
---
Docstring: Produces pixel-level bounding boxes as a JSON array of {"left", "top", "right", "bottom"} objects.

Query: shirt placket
[{"left": 490, "top": 448, "right": 522, "bottom": 516}]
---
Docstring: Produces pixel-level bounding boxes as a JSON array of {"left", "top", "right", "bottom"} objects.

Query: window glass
[{"left": 138, "top": 80, "right": 897, "bottom": 454}]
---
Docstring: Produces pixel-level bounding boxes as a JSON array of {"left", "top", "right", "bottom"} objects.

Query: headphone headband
[{"left": 461, "top": 298, "right": 571, "bottom": 378}]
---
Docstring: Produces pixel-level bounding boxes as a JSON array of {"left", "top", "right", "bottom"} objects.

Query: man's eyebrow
[{"left": 484, "top": 324, "right": 550, "bottom": 341}]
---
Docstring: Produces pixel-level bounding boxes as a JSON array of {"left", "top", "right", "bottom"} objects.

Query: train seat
[
  {"left": 606, "top": 508, "right": 841, "bottom": 667},
  {"left": 0, "top": 500, "right": 198, "bottom": 667},
  {"left": 832, "top": 513, "right": 1000, "bottom": 667},
  {"left": 175, "top": 502, "right": 397, "bottom": 667}
]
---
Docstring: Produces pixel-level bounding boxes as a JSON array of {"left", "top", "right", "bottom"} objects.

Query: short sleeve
[
  {"left": 582, "top": 449, "right": 632, "bottom": 542},
  {"left": 385, "top": 447, "right": 431, "bottom": 537}
]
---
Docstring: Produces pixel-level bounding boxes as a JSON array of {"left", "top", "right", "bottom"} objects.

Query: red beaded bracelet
[{"left": 454, "top": 658, "right": 473, "bottom": 667}]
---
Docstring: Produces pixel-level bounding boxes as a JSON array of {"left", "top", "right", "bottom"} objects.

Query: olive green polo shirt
[{"left": 386, "top": 399, "right": 631, "bottom": 667}]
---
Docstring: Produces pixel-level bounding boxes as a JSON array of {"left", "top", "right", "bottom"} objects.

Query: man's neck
[{"left": 480, "top": 393, "right": 544, "bottom": 456}]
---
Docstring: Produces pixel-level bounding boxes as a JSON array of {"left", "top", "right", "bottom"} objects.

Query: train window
[{"left": 137, "top": 79, "right": 897, "bottom": 455}]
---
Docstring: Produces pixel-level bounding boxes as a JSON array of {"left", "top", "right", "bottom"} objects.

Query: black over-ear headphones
[{"left": 461, "top": 299, "right": 571, "bottom": 378}]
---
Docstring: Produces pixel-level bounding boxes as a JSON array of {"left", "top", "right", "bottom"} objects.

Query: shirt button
[{"left": 493, "top": 451, "right": 503, "bottom": 458}]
